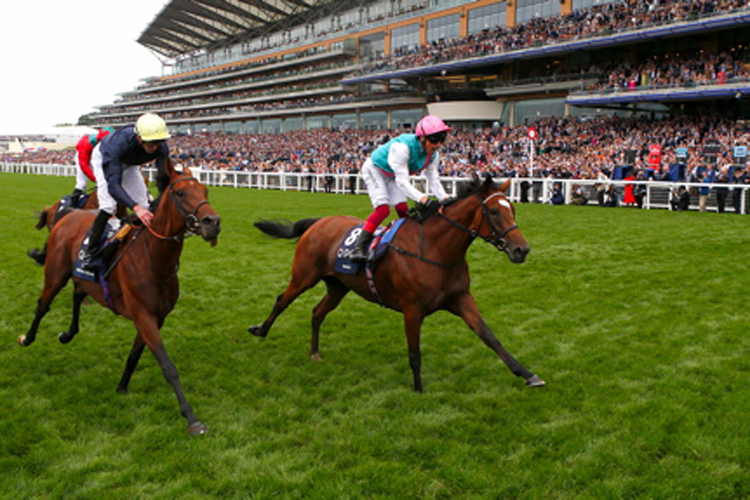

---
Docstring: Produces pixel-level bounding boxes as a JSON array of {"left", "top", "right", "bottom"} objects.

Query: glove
[{"left": 409, "top": 199, "right": 441, "bottom": 223}]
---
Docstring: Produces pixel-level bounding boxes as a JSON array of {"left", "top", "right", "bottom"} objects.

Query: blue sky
[{"left": 0, "top": 1, "right": 168, "bottom": 134}]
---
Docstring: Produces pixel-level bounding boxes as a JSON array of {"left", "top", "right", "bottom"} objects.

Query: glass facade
[
  {"left": 468, "top": 3, "right": 507, "bottom": 35},
  {"left": 360, "top": 111, "right": 389, "bottom": 130},
  {"left": 391, "top": 108, "right": 424, "bottom": 130},
  {"left": 514, "top": 97, "right": 566, "bottom": 124},
  {"left": 283, "top": 117, "right": 304, "bottom": 132},
  {"left": 572, "top": 0, "right": 618, "bottom": 11},
  {"left": 307, "top": 115, "right": 330, "bottom": 129},
  {"left": 261, "top": 118, "right": 282, "bottom": 134},
  {"left": 332, "top": 113, "right": 358, "bottom": 130},
  {"left": 391, "top": 23, "right": 420, "bottom": 53},
  {"left": 426, "top": 14, "right": 461, "bottom": 43},
  {"left": 516, "top": 0, "right": 559, "bottom": 24}
]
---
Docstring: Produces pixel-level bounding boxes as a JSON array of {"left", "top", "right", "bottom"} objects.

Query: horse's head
[
  {"left": 475, "top": 175, "right": 530, "bottom": 264},
  {"left": 159, "top": 160, "right": 222, "bottom": 246}
]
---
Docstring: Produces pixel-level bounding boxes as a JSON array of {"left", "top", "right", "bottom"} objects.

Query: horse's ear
[
  {"left": 499, "top": 178, "right": 511, "bottom": 193},
  {"left": 183, "top": 165, "right": 192, "bottom": 177},
  {"left": 481, "top": 174, "right": 496, "bottom": 196},
  {"left": 164, "top": 157, "right": 176, "bottom": 177}
]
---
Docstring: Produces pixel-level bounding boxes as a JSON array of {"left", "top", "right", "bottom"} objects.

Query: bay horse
[
  {"left": 249, "top": 175, "right": 545, "bottom": 392},
  {"left": 20, "top": 159, "right": 221, "bottom": 435},
  {"left": 29, "top": 190, "right": 129, "bottom": 265}
]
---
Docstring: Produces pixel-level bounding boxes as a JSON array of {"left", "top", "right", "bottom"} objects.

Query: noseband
[
  {"left": 170, "top": 176, "right": 210, "bottom": 235},
  {"left": 146, "top": 176, "right": 211, "bottom": 242},
  {"left": 438, "top": 192, "right": 519, "bottom": 252}
]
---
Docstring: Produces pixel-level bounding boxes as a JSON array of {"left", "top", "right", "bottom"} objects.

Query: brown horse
[
  {"left": 29, "top": 191, "right": 131, "bottom": 265},
  {"left": 36, "top": 190, "right": 100, "bottom": 232},
  {"left": 249, "top": 175, "right": 545, "bottom": 392},
  {"left": 20, "top": 160, "right": 221, "bottom": 435}
]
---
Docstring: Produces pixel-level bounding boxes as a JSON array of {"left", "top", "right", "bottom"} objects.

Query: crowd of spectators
[
  {"left": 8, "top": 115, "right": 749, "bottom": 189},
  {"left": 358, "top": 0, "right": 749, "bottom": 77}
]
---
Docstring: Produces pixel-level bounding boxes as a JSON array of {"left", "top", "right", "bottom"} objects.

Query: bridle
[
  {"left": 437, "top": 191, "right": 519, "bottom": 252},
  {"left": 144, "top": 175, "right": 211, "bottom": 242}
]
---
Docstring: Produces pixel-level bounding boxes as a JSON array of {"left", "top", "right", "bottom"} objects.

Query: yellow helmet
[{"left": 135, "top": 113, "right": 171, "bottom": 142}]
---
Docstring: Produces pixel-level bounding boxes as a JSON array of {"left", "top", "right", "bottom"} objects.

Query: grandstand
[{"left": 83, "top": 0, "right": 750, "bottom": 135}]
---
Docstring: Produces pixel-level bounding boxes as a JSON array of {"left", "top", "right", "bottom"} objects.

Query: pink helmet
[{"left": 415, "top": 115, "right": 451, "bottom": 137}]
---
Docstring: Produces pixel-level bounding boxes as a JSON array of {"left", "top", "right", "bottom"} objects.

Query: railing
[{"left": 3, "top": 162, "right": 748, "bottom": 214}]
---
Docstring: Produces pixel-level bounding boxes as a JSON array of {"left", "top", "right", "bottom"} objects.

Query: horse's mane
[{"left": 451, "top": 175, "right": 495, "bottom": 204}]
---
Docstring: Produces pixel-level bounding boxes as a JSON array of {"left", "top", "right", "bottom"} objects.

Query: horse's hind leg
[
  {"left": 248, "top": 267, "right": 323, "bottom": 338},
  {"left": 117, "top": 334, "right": 146, "bottom": 394},
  {"left": 19, "top": 269, "right": 70, "bottom": 347},
  {"left": 59, "top": 289, "right": 87, "bottom": 344},
  {"left": 310, "top": 277, "right": 350, "bottom": 360},
  {"left": 447, "top": 293, "right": 545, "bottom": 388}
]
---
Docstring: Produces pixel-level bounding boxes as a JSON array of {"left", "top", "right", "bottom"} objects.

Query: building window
[
  {"left": 391, "top": 23, "right": 420, "bottom": 54},
  {"left": 516, "top": 0, "right": 559, "bottom": 24},
  {"left": 426, "top": 14, "right": 460, "bottom": 44},
  {"left": 468, "top": 3, "right": 507, "bottom": 35},
  {"left": 572, "top": 0, "right": 617, "bottom": 10}
]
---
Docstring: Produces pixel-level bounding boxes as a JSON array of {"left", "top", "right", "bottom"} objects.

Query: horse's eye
[
  {"left": 489, "top": 208, "right": 499, "bottom": 216},
  {"left": 175, "top": 190, "right": 185, "bottom": 197}
]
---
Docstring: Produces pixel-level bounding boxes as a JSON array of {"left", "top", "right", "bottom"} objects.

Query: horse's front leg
[
  {"left": 447, "top": 293, "right": 545, "bottom": 388},
  {"left": 20, "top": 272, "right": 69, "bottom": 346},
  {"left": 403, "top": 307, "right": 425, "bottom": 392},
  {"left": 135, "top": 314, "right": 207, "bottom": 435}
]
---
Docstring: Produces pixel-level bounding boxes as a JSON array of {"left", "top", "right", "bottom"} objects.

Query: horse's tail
[
  {"left": 35, "top": 207, "right": 51, "bottom": 230},
  {"left": 254, "top": 218, "right": 319, "bottom": 240}
]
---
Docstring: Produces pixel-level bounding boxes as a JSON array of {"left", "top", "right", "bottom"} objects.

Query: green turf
[{"left": 1, "top": 172, "right": 749, "bottom": 499}]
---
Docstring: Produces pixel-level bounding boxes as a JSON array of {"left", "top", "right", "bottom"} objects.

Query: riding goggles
[{"left": 425, "top": 132, "right": 448, "bottom": 144}]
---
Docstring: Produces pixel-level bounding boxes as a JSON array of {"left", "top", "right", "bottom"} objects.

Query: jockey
[
  {"left": 76, "top": 113, "right": 171, "bottom": 278},
  {"left": 349, "top": 114, "right": 451, "bottom": 262},
  {"left": 71, "top": 127, "right": 114, "bottom": 206}
]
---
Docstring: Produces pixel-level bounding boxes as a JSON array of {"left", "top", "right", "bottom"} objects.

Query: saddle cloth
[
  {"left": 72, "top": 219, "right": 129, "bottom": 282},
  {"left": 334, "top": 218, "right": 405, "bottom": 275}
]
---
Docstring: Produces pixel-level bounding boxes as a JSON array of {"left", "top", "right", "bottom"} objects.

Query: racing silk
[
  {"left": 99, "top": 125, "right": 169, "bottom": 209},
  {"left": 75, "top": 134, "right": 98, "bottom": 182},
  {"left": 76, "top": 129, "right": 112, "bottom": 182},
  {"left": 370, "top": 133, "right": 447, "bottom": 202},
  {"left": 371, "top": 134, "right": 431, "bottom": 176}
]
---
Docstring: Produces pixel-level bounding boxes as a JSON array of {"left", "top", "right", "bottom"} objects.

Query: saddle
[
  {"left": 72, "top": 220, "right": 133, "bottom": 283},
  {"left": 334, "top": 218, "right": 405, "bottom": 275}
]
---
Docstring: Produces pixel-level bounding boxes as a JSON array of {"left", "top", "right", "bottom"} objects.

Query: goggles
[{"left": 425, "top": 132, "right": 447, "bottom": 144}]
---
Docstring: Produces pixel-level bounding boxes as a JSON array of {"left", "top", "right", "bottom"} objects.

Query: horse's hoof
[
  {"left": 188, "top": 421, "right": 208, "bottom": 436},
  {"left": 248, "top": 326, "right": 266, "bottom": 338},
  {"left": 18, "top": 335, "right": 27, "bottom": 346},
  {"left": 526, "top": 374, "right": 546, "bottom": 388},
  {"left": 310, "top": 352, "right": 323, "bottom": 361},
  {"left": 59, "top": 332, "right": 72, "bottom": 344}
]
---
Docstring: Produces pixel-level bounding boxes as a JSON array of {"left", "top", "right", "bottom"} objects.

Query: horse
[
  {"left": 19, "top": 159, "right": 222, "bottom": 435},
  {"left": 29, "top": 190, "right": 128, "bottom": 265},
  {"left": 249, "top": 174, "right": 545, "bottom": 392}
]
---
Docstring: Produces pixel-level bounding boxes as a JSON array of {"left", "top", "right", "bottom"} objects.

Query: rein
[
  {"left": 104, "top": 175, "right": 210, "bottom": 279},
  {"left": 438, "top": 192, "right": 519, "bottom": 252},
  {"left": 389, "top": 191, "right": 519, "bottom": 268},
  {"left": 144, "top": 176, "right": 210, "bottom": 242}
]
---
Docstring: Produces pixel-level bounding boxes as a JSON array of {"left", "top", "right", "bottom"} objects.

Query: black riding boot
[
  {"left": 349, "top": 229, "right": 373, "bottom": 262},
  {"left": 78, "top": 210, "right": 110, "bottom": 273}
]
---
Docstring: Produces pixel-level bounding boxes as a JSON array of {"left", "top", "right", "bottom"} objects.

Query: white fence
[{"left": 3, "top": 162, "right": 748, "bottom": 214}]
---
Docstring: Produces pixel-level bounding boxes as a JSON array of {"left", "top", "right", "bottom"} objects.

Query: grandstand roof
[{"left": 138, "top": 0, "right": 370, "bottom": 60}]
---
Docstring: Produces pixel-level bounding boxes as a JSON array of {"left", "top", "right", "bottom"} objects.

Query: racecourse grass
[{"left": 1, "top": 172, "right": 749, "bottom": 499}]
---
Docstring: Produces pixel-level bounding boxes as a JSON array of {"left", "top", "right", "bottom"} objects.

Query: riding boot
[
  {"left": 349, "top": 229, "right": 374, "bottom": 262},
  {"left": 78, "top": 210, "right": 110, "bottom": 274},
  {"left": 70, "top": 188, "right": 85, "bottom": 209}
]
